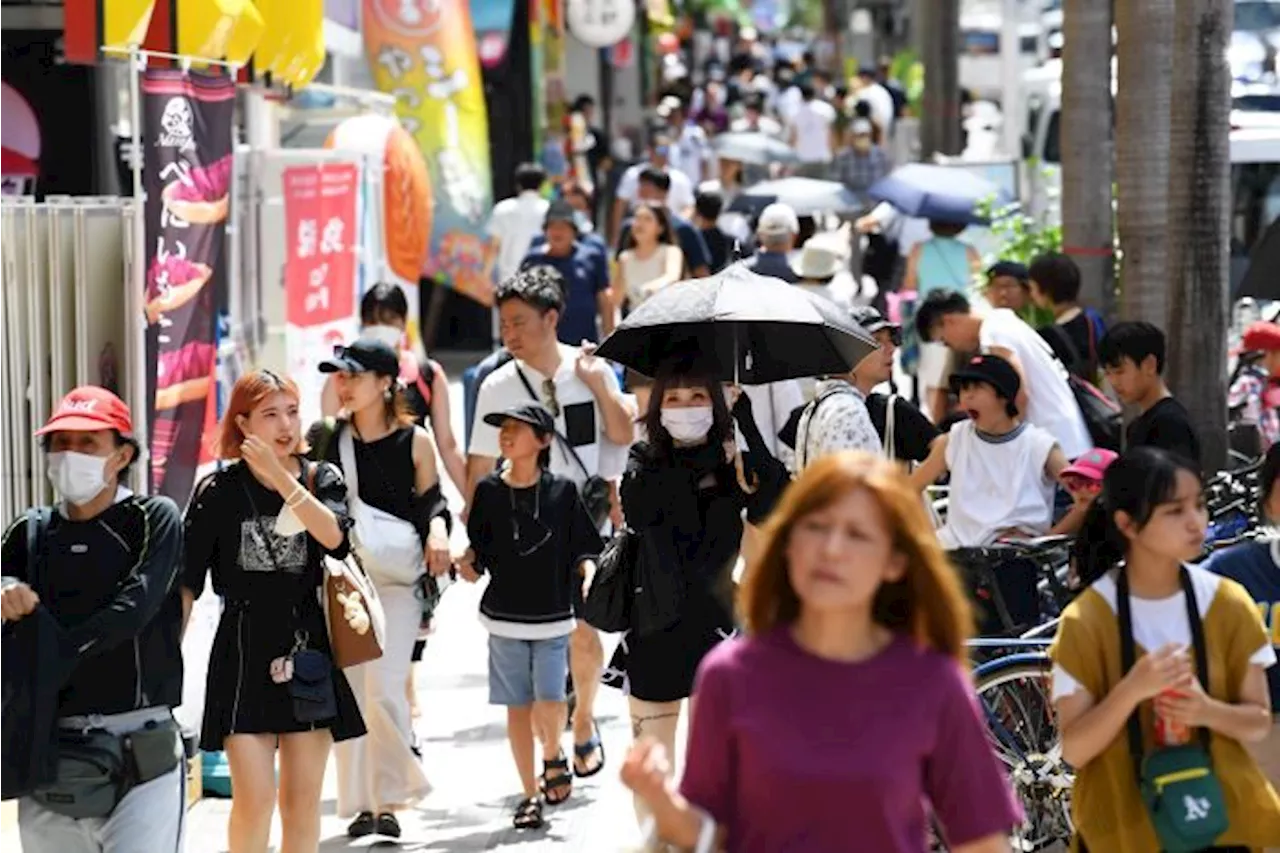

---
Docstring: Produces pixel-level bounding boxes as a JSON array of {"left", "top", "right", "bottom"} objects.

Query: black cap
[
  {"left": 544, "top": 200, "right": 578, "bottom": 232},
  {"left": 319, "top": 338, "right": 399, "bottom": 377},
  {"left": 987, "top": 260, "right": 1029, "bottom": 282},
  {"left": 949, "top": 353, "right": 1021, "bottom": 401},
  {"left": 483, "top": 402, "right": 556, "bottom": 435},
  {"left": 849, "top": 305, "right": 899, "bottom": 336}
]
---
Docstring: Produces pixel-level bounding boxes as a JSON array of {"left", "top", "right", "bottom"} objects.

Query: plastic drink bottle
[{"left": 1154, "top": 690, "right": 1191, "bottom": 746}]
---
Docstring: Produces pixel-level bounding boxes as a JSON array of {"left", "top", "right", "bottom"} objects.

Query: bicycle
[
  {"left": 948, "top": 536, "right": 1076, "bottom": 643},
  {"left": 928, "top": 634, "right": 1072, "bottom": 853}
]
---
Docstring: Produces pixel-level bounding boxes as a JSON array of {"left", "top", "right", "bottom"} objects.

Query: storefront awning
[
  {"left": 64, "top": 0, "right": 158, "bottom": 64},
  {"left": 177, "top": 0, "right": 265, "bottom": 65},
  {"left": 63, "top": 0, "right": 324, "bottom": 85}
]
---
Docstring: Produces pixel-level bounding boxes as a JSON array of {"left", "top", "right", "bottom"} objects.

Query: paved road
[{"left": 0, "top": 353, "right": 665, "bottom": 852}]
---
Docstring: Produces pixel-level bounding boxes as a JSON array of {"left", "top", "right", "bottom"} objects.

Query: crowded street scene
[{"left": 3, "top": 0, "right": 1280, "bottom": 851}]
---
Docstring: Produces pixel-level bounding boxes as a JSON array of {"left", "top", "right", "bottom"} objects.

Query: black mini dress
[{"left": 183, "top": 460, "right": 366, "bottom": 751}]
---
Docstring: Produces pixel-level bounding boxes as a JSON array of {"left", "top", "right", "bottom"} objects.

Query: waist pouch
[
  {"left": 31, "top": 717, "right": 182, "bottom": 820},
  {"left": 289, "top": 649, "right": 337, "bottom": 724},
  {"left": 1140, "top": 743, "right": 1228, "bottom": 851}
]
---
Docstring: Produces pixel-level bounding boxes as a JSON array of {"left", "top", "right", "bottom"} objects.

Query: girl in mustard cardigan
[{"left": 1051, "top": 447, "right": 1280, "bottom": 852}]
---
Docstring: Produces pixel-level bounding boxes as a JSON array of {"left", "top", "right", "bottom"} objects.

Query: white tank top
[
  {"left": 622, "top": 245, "right": 680, "bottom": 308},
  {"left": 938, "top": 420, "right": 1059, "bottom": 549}
]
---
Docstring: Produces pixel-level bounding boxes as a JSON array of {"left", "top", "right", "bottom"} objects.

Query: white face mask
[
  {"left": 47, "top": 451, "right": 112, "bottom": 506},
  {"left": 363, "top": 324, "right": 403, "bottom": 349},
  {"left": 661, "top": 406, "right": 714, "bottom": 443}
]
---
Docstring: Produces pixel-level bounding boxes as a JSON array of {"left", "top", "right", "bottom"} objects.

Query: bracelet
[{"left": 285, "top": 485, "right": 307, "bottom": 508}]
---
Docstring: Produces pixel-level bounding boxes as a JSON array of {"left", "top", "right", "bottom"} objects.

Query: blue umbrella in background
[{"left": 868, "top": 163, "right": 1013, "bottom": 225}]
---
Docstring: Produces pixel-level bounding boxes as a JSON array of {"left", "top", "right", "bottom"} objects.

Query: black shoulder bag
[
  {"left": 1116, "top": 568, "right": 1227, "bottom": 851},
  {"left": 514, "top": 365, "right": 612, "bottom": 529}
]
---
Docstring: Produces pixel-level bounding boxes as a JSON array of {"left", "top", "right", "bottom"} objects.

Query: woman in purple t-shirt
[{"left": 621, "top": 451, "right": 1022, "bottom": 852}]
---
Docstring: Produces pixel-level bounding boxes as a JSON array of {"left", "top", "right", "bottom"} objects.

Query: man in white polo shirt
[
  {"left": 915, "top": 289, "right": 1092, "bottom": 460},
  {"left": 465, "top": 265, "right": 634, "bottom": 779}
]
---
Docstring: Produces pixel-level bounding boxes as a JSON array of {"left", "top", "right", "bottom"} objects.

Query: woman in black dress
[
  {"left": 181, "top": 370, "right": 365, "bottom": 853},
  {"left": 601, "top": 361, "right": 780, "bottom": 825}
]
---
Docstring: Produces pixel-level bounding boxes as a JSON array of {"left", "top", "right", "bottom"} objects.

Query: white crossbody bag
[{"left": 338, "top": 427, "right": 424, "bottom": 586}]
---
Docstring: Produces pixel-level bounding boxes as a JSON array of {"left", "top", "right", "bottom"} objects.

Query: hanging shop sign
[
  {"left": 362, "top": 0, "right": 494, "bottom": 306},
  {"left": 141, "top": 68, "right": 235, "bottom": 504},
  {"left": 566, "top": 0, "right": 635, "bottom": 48},
  {"left": 282, "top": 161, "right": 361, "bottom": 427}
]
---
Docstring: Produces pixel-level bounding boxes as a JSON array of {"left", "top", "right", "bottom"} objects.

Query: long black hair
[
  {"left": 1073, "top": 446, "right": 1203, "bottom": 587},
  {"left": 641, "top": 360, "right": 733, "bottom": 461},
  {"left": 622, "top": 201, "right": 676, "bottom": 251}
]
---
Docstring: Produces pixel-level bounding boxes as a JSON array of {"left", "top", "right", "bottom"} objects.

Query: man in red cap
[
  {"left": 0, "top": 386, "right": 185, "bottom": 853},
  {"left": 1230, "top": 321, "right": 1280, "bottom": 452}
]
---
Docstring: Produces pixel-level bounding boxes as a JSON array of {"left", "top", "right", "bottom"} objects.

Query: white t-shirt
[
  {"left": 979, "top": 308, "right": 1093, "bottom": 459},
  {"left": 790, "top": 99, "right": 837, "bottom": 163},
  {"left": 674, "top": 123, "right": 711, "bottom": 187},
  {"left": 1052, "top": 565, "right": 1278, "bottom": 700},
  {"left": 616, "top": 164, "right": 696, "bottom": 215},
  {"left": 938, "top": 419, "right": 1058, "bottom": 549},
  {"left": 470, "top": 344, "right": 628, "bottom": 484},
  {"left": 740, "top": 381, "right": 805, "bottom": 469},
  {"left": 486, "top": 191, "right": 550, "bottom": 284},
  {"left": 855, "top": 82, "right": 896, "bottom": 137}
]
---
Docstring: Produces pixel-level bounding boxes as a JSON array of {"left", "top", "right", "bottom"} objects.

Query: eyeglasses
[{"left": 541, "top": 379, "right": 560, "bottom": 418}]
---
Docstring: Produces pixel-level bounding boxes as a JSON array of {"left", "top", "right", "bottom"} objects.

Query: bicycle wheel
[{"left": 976, "top": 655, "right": 1073, "bottom": 852}]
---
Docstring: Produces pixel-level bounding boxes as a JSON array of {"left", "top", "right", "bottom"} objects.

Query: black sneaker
[
  {"left": 347, "top": 812, "right": 376, "bottom": 838},
  {"left": 376, "top": 812, "right": 402, "bottom": 838}
]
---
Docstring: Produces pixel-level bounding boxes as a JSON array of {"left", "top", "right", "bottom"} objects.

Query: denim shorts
[{"left": 488, "top": 634, "right": 571, "bottom": 706}]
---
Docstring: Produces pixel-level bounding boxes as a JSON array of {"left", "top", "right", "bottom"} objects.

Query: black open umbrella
[
  {"left": 595, "top": 263, "right": 878, "bottom": 384},
  {"left": 1239, "top": 220, "right": 1280, "bottom": 301}
]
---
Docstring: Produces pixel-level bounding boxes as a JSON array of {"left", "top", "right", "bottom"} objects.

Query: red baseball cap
[
  {"left": 35, "top": 386, "right": 134, "bottom": 438},
  {"left": 1242, "top": 321, "right": 1280, "bottom": 353}
]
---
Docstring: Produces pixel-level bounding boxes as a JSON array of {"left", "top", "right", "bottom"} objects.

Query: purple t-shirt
[{"left": 679, "top": 629, "right": 1023, "bottom": 852}]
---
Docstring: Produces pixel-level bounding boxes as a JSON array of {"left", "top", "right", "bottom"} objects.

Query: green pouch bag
[
  {"left": 1117, "top": 568, "right": 1227, "bottom": 852},
  {"left": 123, "top": 718, "right": 183, "bottom": 785},
  {"left": 1139, "top": 744, "right": 1229, "bottom": 852}
]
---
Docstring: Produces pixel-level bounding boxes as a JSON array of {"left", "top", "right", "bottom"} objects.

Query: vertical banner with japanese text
[
  {"left": 282, "top": 162, "right": 361, "bottom": 428},
  {"left": 142, "top": 69, "right": 235, "bottom": 504},
  {"left": 363, "top": 0, "right": 494, "bottom": 305}
]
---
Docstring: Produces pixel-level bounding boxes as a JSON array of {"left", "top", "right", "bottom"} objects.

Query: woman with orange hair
[
  {"left": 621, "top": 451, "right": 1021, "bottom": 852},
  {"left": 181, "top": 370, "right": 366, "bottom": 853}
]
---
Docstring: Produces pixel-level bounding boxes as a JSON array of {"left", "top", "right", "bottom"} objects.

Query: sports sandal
[
  {"left": 513, "top": 796, "right": 544, "bottom": 829},
  {"left": 540, "top": 754, "right": 573, "bottom": 805},
  {"left": 573, "top": 723, "right": 606, "bottom": 778}
]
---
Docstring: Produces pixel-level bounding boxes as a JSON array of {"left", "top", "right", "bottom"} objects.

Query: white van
[{"left": 1025, "top": 91, "right": 1280, "bottom": 295}]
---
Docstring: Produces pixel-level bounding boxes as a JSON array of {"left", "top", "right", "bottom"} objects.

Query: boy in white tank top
[{"left": 910, "top": 354, "right": 1090, "bottom": 548}]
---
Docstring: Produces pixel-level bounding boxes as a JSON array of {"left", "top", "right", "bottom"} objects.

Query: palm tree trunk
[
  {"left": 1166, "top": 0, "right": 1233, "bottom": 470},
  {"left": 1060, "top": 0, "right": 1114, "bottom": 313},
  {"left": 919, "top": 0, "right": 961, "bottom": 158},
  {"left": 1115, "top": 0, "right": 1174, "bottom": 321}
]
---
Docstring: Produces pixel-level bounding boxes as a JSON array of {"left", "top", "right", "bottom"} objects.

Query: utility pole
[{"left": 918, "top": 0, "right": 961, "bottom": 159}]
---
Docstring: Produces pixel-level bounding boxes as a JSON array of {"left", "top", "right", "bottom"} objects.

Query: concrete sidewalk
[
  {"left": 0, "top": 358, "right": 659, "bottom": 852},
  {"left": 185, "top": 580, "right": 649, "bottom": 852}
]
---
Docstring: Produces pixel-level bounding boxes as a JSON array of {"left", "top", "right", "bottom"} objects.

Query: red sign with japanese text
[{"left": 283, "top": 163, "right": 359, "bottom": 327}]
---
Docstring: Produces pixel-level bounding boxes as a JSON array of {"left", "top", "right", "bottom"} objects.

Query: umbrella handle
[{"left": 734, "top": 448, "right": 759, "bottom": 495}]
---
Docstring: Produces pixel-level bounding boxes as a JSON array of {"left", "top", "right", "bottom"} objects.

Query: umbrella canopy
[
  {"left": 712, "top": 131, "right": 799, "bottom": 166},
  {"left": 595, "top": 262, "right": 878, "bottom": 384},
  {"left": 728, "top": 177, "right": 866, "bottom": 217},
  {"left": 1239, "top": 220, "right": 1280, "bottom": 301},
  {"left": 868, "top": 163, "right": 1013, "bottom": 225}
]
